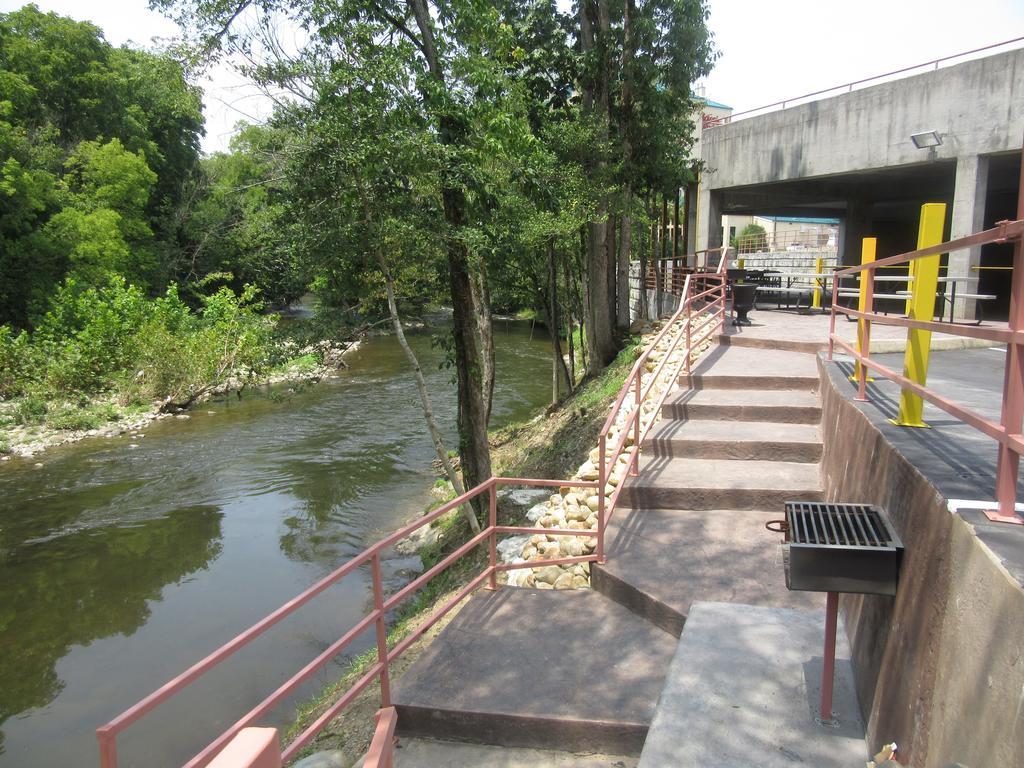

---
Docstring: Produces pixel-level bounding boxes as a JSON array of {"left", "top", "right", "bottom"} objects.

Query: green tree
[{"left": 0, "top": 4, "right": 203, "bottom": 326}]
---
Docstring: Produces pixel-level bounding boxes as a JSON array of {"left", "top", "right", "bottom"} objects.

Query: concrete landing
[
  {"left": 721, "top": 309, "right": 1005, "bottom": 353},
  {"left": 624, "top": 456, "right": 822, "bottom": 510},
  {"left": 392, "top": 588, "right": 678, "bottom": 755},
  {"left": 386, "top": 739, "right": 637, "bottom": 767},
  {"left": 638, "top": 602, "right": 866, "bottom": 768},
  {"left": 592, "top": 509, "right": 818, "bottom": 636},
  {"left": 645, "top": 419, "right": 822, "bottom": 462},
  {"left": 685, "top": 345, "right": 820, "bottom": 391}
]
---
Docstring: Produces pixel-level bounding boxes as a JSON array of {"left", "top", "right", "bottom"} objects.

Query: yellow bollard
[
  {"left": 738, "top": 258, "right": 745, "bottom": 270},
  {"left": 812, "top": 256, "right": 824, "bottom": 310},
  {"left": 850, "top": 239, "right": 876, "bottom": 383},
  {"left": 893, "top": 203, "right": 946, "bottom": 428}
]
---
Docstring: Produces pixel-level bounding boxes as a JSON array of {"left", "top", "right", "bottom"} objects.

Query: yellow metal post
[
  {"left": 812, "top": 256, "right": 824, "bottom": 310},
  {"left": 850, "top": 239, "right": 876, "bottom": 383},
  {"left": 893, "top": 203, "right": 946, "bottom": 428},
  {"left": 738, "top": 258, "right": 745, "bottom": 270}
]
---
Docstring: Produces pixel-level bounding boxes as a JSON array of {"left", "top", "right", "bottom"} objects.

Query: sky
[{"left": 2, "top": 0, "right": 1023, "bottom": 153}]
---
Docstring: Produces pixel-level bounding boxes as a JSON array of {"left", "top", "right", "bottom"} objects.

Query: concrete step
[
  {"left": 392, "top": 588, "right": 677, "bottom": 756},
  {"left": 645, "top": 419, "right": 822, "bottom": 463},
  {"left": 662, "top": 388, "right": 822, "bottom": 424},
  {"left": 638, "top": 602, "right": 866, "bottom": 768},
  {"left": 683, "top": 371, "right": 820, "bottom": 391},
  {"left": 359, "top": 739, "right": 638, "bottom": 767},
  {"left": 682, "top": 345, "right": 820, "bottom": 392},
  {"left": 718, "top": 332, "right": 826, "bottom": 355},
  {"left": 591, "top": 509, "right": 819, "bottom": 636},
  {"left": 621, "top": 457, "right": 822, "bottom": 510}
]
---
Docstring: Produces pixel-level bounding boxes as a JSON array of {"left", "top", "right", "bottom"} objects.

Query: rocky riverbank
[
  {"left": 495, "top": 310, "right": 716, "bottom": 590},
  {"left": 0, "top": 338, "right": 359, "bottom": 460}
]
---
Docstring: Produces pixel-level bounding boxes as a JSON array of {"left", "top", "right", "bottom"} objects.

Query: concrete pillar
[
  {"left": 949, "top": 154, "right": 989, "bottom": 320},
  {"left": 684, "top": 181, "right": 698, "bottom": 256},
  {"left": 840, "top": 198, "right": 870, "bottom": 268},
  {"left": 696, "top": 186, "right": 723, "bottom": 258}
]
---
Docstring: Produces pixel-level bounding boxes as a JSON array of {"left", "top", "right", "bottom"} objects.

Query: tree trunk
[
  {"left": 607, "top": 212, "right": 617, "bottom": 324},
  {"left": 409, "top": 0, "right": 492, "bottom": 504},
  {"left": 471, "top": 267, "right": 495, "bottom": 424},
  {"left": 381, "top": 260, "right": 480, "bottom": 534},
  {"left": 576, "top": 227, "right": 589, "bottom": 373},
  {"left": 617, "top": 188, "right": 632, "bottom": 328},
  {"left": 580, "top": 0, "right": 615, "bottom": 375},
  {"left": 639, "top": 191, "right": 649, "bottom": 320},
  {"left": 617, "top": 0, "right": 636, "bottom": 331},
  {"left": 673, "top": 189, "right": 680, "bottom": 260},
  {"left": 563, "top": 252, "right": 576, "bottom": 388},
  {"left": 547, "top": 238, "right": 571, "bottom": 403}
]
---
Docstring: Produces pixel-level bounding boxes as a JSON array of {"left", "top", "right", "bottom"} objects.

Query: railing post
[
  {"left": 370, "top": 553, "right": 391, "bottom": 707},
  {"left": 812, "top": 256, "right": 824, "bottom": 310},
  {"left": 856, "top": 267, "right": 875, "bottom": 402},
  {"left": 597, "top": 434, "right": 607, "bottom": 563},
  {"left": 632, "top": 374, "right": 641, "bottom": 477},
  {"left": 97, "top": 727, "right": 118, "bottom": 768},
  {"left": 987, "top": 149, "right": 1024, "bottom": 524},
  {"left": 828, "top": 278, "right": 838, "bottom": 361},
  {"left": 487, "top": 482, "right": 498, "bottom": 590},
  {"left": 851, "top": 238, "right": 876, "bottom": 386},
  {"left": 894, "top": 203, "right": 946, "bottom": 428},
  {"left": 685, "top": 306, "right": 692, "bottom": 376}
]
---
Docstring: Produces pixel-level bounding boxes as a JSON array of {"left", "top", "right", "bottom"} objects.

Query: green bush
[
  {"left": 0, "top": 325, "right": 36, "bottom": 397},
  {"left": 122, "top": 283, "right": 275, "bottom": 406},
  {"left": 34, "top": 276, "right": 150, "bottom": 394},
  {"left": 14, "top": 394, "right": 48, "bottom": 425}
]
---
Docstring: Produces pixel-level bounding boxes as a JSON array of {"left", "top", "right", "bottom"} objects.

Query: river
[{"left": 0, "top": 319, "right": 552, "bottom": 767}]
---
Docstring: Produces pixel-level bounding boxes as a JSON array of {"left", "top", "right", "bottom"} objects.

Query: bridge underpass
[{"left": 697, "top": 45, "right": 1024, "bottom": 320}]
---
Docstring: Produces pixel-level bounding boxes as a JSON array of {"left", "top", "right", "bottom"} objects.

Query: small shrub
[{"left": 14, "top": 395, "right": 48, "bottom": 425}]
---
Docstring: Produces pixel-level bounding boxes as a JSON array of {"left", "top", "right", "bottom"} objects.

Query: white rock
[
  {"left": 497, "top": 534, "right": 531, "bottom": 562},
  {"left": 526, "top": 502, "right": 550, "bottom": 522},
  {"left": 292, "top": 750, "right": 345, "bottom": 768}
]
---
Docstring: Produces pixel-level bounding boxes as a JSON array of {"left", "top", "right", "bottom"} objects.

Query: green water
[{"left": 0, "top": 320, "right": 552, "bottom": 767}]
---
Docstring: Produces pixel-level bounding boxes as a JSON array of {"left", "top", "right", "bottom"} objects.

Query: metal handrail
[
  {"left": 717, "top": 36, "right": 1024, "bottom": 125},
  {"left": 96, "top": 251, "right": 725, "bottom": 768},
  {"left": 598, "top": 246, "right": 729, "bottom": 535},
  {"left": 827, "top": 174, "right": 1023, "bottom": 521}
]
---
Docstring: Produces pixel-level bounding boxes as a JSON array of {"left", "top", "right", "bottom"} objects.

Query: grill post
[{"left": 819, "top": 591, "right": 839, "bottom": 726}]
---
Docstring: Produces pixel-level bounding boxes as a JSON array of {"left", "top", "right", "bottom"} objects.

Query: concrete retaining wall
[{"left": 817, "top": 358, "right": 1024, "bottom": 767}]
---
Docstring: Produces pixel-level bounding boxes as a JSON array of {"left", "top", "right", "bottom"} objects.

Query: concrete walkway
[{"left": 387, "top": 321, "right": 869, "bottom": 765}]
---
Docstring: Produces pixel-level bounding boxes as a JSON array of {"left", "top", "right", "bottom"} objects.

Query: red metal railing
[
  {"left": 827, "top": 194, "right": 1024, "bottom": 522},
  {"left": 604, "top": 248, "right": 729, "bottom": 528},
  {"left": 717, "top": 36, "right": 1024, "bottom": 125},
  {"left": 643, "top": 246, "right": 731, "bottom": 294},
  {"left": 96, "top": 255, "right": 727, "bottom": 768}
]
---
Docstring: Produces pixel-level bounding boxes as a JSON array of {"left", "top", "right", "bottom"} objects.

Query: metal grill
[
  {"left": 785, "top": 502, "right": 899, "bottom": 549},
  {"left": 780, "top": 501, "right": 903, "bottom": 596}
]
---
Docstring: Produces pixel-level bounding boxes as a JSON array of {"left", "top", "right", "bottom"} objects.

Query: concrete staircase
[
  {"left": 389, "top": 337, "right": 864, "bottom": 765},
  {"left": 591, "top": 345, "right": 824, "bottom": 636}
]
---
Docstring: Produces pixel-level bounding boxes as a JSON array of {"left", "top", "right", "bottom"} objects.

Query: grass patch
[
  {"left": 46, "top": 402, "right": 120, "bottom": 431},
  {"left": 272, "top": 352, "right": 321, "bottom": 376}
]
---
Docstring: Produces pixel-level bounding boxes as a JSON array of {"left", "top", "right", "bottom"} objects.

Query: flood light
[{"left": 910, "top": 130, "right": 942, "bottom": 149}]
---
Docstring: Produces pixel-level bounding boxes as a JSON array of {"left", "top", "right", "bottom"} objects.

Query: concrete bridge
[{"left": 696, "top": 46, "right": 1024, "bottom": 319}]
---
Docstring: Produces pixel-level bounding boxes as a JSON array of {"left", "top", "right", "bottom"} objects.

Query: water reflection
[{"left": 0, "top": 506, "right": 223, "bottom": 743}]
